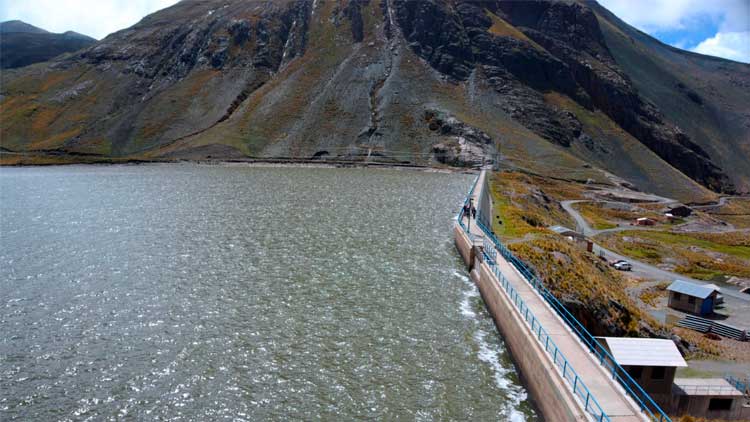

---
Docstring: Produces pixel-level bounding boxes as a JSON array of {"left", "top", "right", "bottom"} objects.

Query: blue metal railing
[
  {"left": 726, "top": 374, "right": 749, "bottom": 394},
  {"left": 456, "top": 174, "right": 480, "bottom": 234},
  {"left": 476, "top": 218, "right": 672, "bottom": 422},
  {"left": 482, "top": 239, "right": 610, "bottom": 421}
]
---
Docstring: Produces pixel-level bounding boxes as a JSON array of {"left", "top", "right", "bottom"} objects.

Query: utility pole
[
  {"left": 468, "top": 198, "right": 473, "bottom": 233},
  {"left": 493, "top": 142, "right": 501, "bottom": 172}
]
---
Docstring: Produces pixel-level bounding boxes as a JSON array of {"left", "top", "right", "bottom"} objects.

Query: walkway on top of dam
[
  {"left": 464, "top": 171, "right": 489, "bottom": 240},
  {"left": 463, "top": 170, "right": 649, "bottom": 422}
]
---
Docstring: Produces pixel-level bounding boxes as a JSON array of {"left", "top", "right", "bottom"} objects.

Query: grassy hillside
[
  {"left": 599, "top": 230, "right": 750, "bottom": 281},
  {"left": 487, "top": 170, "right": 665, "bottom": 338}
]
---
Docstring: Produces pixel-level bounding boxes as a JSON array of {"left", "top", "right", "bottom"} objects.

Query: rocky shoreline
[{"left": 0, "top": 154, "right": 476, "bottom": 174}]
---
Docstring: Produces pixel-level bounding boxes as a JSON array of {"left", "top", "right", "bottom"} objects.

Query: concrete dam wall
[
  {"left": 454, "top": 224, "right": 587, "bottom": 422},
  {"left": 454, "top": 171, "right": 651, "bottom": 422}
]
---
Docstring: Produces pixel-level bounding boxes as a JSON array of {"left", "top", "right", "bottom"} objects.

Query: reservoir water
[{"left": 0, "top": 164, "right": 538, "bottom": 421}]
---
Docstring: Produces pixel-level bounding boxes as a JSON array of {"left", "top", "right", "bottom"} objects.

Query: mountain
[
  {"left": 1, "top": 1, "right": 748, "bottom": 201},
  {"left": 0, "top": 20, "right": 96, "bottom": 69},
  {"left": 0, "top": 20, "right": 49, "bottom": 34}
]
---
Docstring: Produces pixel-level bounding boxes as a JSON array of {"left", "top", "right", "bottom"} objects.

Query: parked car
[{"left": 613, "top": 261, "right": 632, "bottom": 271}]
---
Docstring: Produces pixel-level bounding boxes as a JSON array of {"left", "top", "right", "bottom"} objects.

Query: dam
[{"left": 454, "top": 170, "right": 671, "bottom": 422}]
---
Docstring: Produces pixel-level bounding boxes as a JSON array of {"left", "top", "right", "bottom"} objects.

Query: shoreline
[{"left": 0, "top": 155, "right": 479, "bottom": 174}]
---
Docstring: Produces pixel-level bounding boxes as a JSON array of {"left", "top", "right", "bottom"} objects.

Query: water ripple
[{"left": 0, "top": 165, "right": 538, "bottom": 421}]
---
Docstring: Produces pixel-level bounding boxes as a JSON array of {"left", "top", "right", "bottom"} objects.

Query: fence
[
  {"left": 726, "top": 374, "right": 749, "bottom": 395},
  {"left": 482, "top": 239, "right": 610, "bottom": 421},
  {"left": 677, "top": 383, "right": 744, "bottom": 395},
  {"left": 476, "top": 218, "right": 672, "bottom": 422},
  {"left": 456, "top": 174, "right": 480, "bottom": 234}
]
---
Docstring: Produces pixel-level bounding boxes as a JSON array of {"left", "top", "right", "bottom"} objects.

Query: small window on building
[
  {"left": 673, "top": 292, "right": 682, "bottom": 300},
  {"left": 627, "top": 366, "right": 643, "bottom": 379},
  {"left": 688, "top": 296, "right": 696, "bottom": 304},
  {"left": 708, "top": 398, "right": 733, "bottom": 411},
  {"left": 651, "top": 366, "right": 665, "bottom": 380}
]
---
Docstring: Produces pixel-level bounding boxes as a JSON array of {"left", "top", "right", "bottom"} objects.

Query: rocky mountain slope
[
  {"left": 1, "top": 0, "right": 748, "bottom": 201},
  {"left": 0, "top": 20, "right": 96, "bottom": 69}
]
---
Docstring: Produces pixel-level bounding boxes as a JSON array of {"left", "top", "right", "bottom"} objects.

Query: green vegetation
[
  {"left": 672, "top": 328, "right": 723, "bottom": 360},
  {"left": 485, "top": 11, "right": 546, "bottom": 52},
  {"left": 573, "top": 201, "right": 665, "bottom": 230},
  {"left": 676, "top": 366, "right": 721, "bottom": 379},
  {"left": 544, "top": 92, "right": 617, "bottom": 134},
  {"left": 487, "top": 172, "right": 668, "bottom": 337},
  {"left": 0, "top": 66, "right": 115, "bottom": 154},
  {"left": 487, "top": 172, "right": 727, "bottom": 357},
  {"left": 509, "top": 235, "right": 654, "bottom": 336},
  {"left": 599, "top": 230, "right": 750, "bottom": 280},
  {"left": 707, "top": 198, "right": 750, "bottom": 229},
  {"left": 639, "top": 281, "right": 670, "bottom": 306},
  {"left": 0, "top": 153, "right": 152, "bottom": 166},
  {"left": 489, "top": 171, "right": 585, "bottom": 238},
  {"left": 621, "top": 230, "right": 750, "bottom": 259},
  {"left": 573, "top": 202, "right": 617, "bottom": 230}
]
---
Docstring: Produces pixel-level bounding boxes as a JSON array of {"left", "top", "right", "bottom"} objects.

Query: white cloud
[
  {"left": 597, "top": 0, "right": 749, "bottom": 33},
  {"left": 670, "top": 39, "right": 688, "bottom": 50},
  {"left": 693, "top": 31, "right": 750, "bottom": 63},
  {"left": 598, "top": 0, "right": 749, "bottom": 63},
  {"left": 0, "top": 0, "right": 180, "bottom": 40}
]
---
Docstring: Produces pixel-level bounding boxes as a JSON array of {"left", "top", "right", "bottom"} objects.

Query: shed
[
  {"left": 598, "top": 337, "right": 687, "bottom": 396},
  {"left": 671, "top": 378, "right": 749, "bottom": 420},
  {"left": 635, "top": 217, "right": 656, "bottom": 226},
  {"left": 666, "top": 280, "right": 718, "bottom": 316}
]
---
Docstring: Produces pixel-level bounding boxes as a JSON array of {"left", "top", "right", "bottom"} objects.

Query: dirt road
[{"left": 560, "top": 200, "right": 749, "bottom": 302}]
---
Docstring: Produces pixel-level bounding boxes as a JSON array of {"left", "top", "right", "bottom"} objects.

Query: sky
[
  {"left": 0, "top": 0, "right": 748, "bottom": 63},
  {"left": 0, "top": 0, "right": 180, "bottom": 39},
  {"left": 598, "top": 0, "right": 750, "bottom": 63}
]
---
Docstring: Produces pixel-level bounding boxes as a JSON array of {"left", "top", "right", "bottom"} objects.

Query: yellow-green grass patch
[
  {"left": 574, "top": 201, "right": 664, "bottom": 230},
  {"left": 490, "top": 171, "right": 586, "bottom": 238},
  {"left": 599, "top": 230, "right": 750, "bottom": 280},
  {"left": 510, "top": 234, "right": 655, "bottom": 336},
  {"left": 486, "top": 11, "right": 546, "bottom": 52}
]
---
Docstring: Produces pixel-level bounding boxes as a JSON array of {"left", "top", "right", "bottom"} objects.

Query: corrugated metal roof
[
  {"left": 666, "top": 280, "right": 716, "bottom": 299},
  {"left": 602, "top": 337, "right": 687, "bottom": 367},
  {"left": 673, "top": 378, "right": 744, "bottom": 396},
  {"left": 703, "top": 283, "right": 722, "bottom": 292}
]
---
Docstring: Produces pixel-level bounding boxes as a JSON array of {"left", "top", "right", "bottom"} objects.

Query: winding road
[
  {"left": 559, "top": 200, "right": 749, "bottom": 302},
  {"left": 690, "top": 195, "right": 749, "bottom": 210},
  {"left": 560, "top": 200, "right": 668, "bottom": 237}
]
